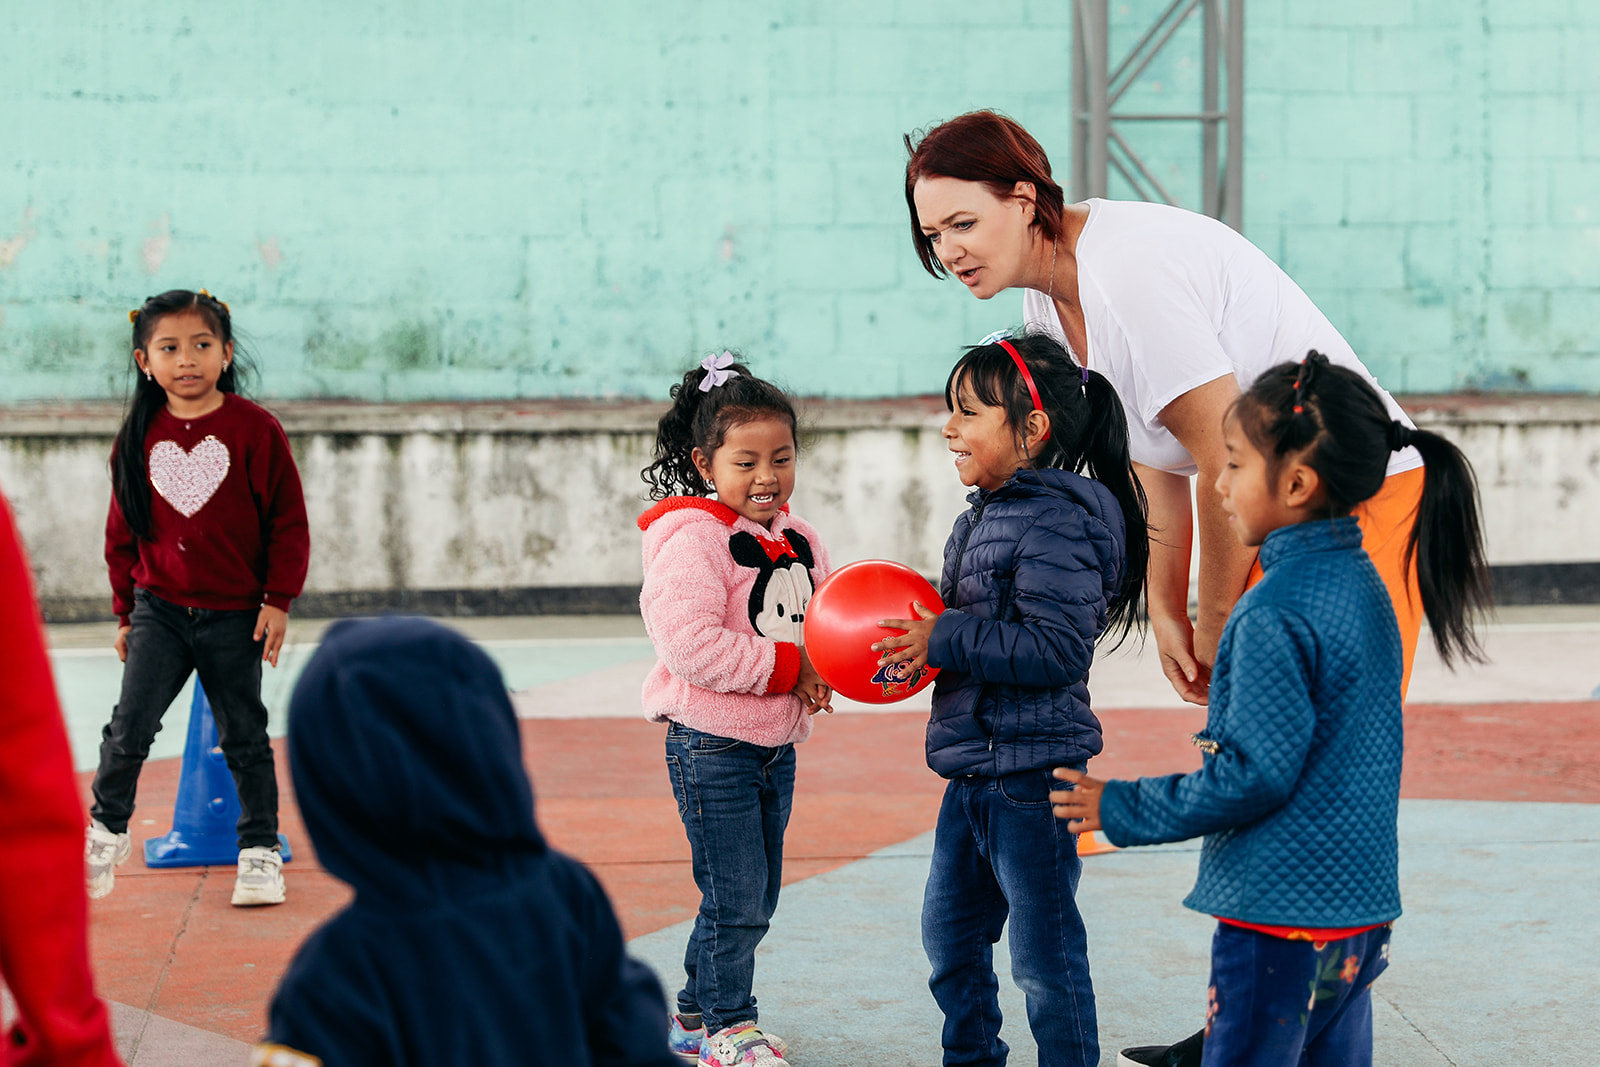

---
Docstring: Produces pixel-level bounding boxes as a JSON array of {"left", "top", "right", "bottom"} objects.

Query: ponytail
[
  {"left": 1078, "top": 370, "right": 1149, "bottom": 644},
  {"left": 946, "top": 333, "right": 1148, "bottom": 643},
  {"left": 1236, "top": 352, "right": 1490, "bottom": 668},
  {"left": 1396, "top": 425, "right": 1491, "bottom": 667},
  {"left": 642, "top": 353, "right": 798, "bottom": 501}
]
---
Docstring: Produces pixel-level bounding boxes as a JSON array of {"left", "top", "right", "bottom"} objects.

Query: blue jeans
[
  {"left": 1202, "top": 923, "right": 1392, "bottom": 1067},
  {"left": 923, "top": 769, "right": 1098, "bottom": 1067},
  {"left": 664, "top": 722, "right": 795, "bottom": 1034},
  {"left": 90, "top": 589, "right": 279, "bottom": 849}
]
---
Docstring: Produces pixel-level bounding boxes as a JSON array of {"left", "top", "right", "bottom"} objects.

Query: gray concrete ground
[{"left": 630, "top": 802, "right": 1600, "bottom": 1066}]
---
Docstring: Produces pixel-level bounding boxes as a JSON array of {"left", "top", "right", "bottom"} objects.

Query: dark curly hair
[{"left": 642, "top": 355, "right": 798, "bottom": 500}]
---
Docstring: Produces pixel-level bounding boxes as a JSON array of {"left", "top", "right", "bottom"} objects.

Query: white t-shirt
[{"left": 1023, "top": 199, "right": 1421, "bottom": 477}]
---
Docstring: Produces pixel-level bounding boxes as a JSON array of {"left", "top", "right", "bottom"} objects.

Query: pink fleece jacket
[{"left": 639, "top": 497, "right": 831, "bottom": 747}]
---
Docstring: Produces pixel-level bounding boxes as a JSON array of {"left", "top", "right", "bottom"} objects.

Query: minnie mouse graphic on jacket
[{"left": 637, "top": 498, "right": 829, "bottom": 746}]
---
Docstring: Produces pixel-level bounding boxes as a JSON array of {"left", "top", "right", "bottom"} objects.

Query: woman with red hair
[{"left": 904, "top": 110, "right": 1430, "bottom": 1067}]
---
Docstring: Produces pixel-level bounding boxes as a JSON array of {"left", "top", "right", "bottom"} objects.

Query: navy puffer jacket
[{"left": 925, "top": 467, "right": 1127, "bottom": 779}]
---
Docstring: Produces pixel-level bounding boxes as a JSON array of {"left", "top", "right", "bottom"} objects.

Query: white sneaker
[
  {"left": 85, "top": 820, "right": 132, "bottom": 900},
  {"left": 231, "top": 846, "right": 286, "bottom": 906}
]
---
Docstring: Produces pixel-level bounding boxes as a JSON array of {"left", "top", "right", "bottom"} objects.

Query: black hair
[
  {"left": 113, "top": 289, "right": 250, "bottom": 540},
  {"left": 1232, "top": 350, "right": 1491, "bottom": 666},
  {"left": 945, "top": 332, "right": 1149, "bottom": 643},
  {"left": 642, "top": 354, "right": 799, "bottom": 500}
]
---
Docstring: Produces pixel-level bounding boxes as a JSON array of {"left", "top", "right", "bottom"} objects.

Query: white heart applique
[{"left": 148, "top": 437, "right": 231, "bottom": 518}]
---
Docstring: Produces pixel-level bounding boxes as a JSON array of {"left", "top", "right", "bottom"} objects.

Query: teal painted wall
[{"left": 0, "top": 0, "right": 1595, "bottom": 402}]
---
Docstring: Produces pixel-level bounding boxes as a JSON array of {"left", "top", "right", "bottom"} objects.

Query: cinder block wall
[{"left": 1, "top": 1, "right": 1597, "bottom": 403}]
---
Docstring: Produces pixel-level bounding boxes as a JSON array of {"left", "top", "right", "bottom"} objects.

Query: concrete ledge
[
  {"left": 0, "top": 396, "right": 957, "bottom": 436},
  {"left": 10, "top": 392, "right": 1597, "bottom": 436}
]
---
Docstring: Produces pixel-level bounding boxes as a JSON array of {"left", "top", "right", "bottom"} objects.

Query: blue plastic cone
[{"left": 143, "top": 682, "right": 291, "bottom": 867}]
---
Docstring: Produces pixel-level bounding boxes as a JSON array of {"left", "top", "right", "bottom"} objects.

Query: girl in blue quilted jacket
[
  {"left": 1052, "top": 351, "right": 1489, "bottom": 1067},
  {"left": 875, "top": 332, "right": 1149, "bottom": 1067}
]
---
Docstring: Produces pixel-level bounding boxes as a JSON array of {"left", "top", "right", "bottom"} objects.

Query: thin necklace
[{"left": 1045, "top": 237, "right": 1058, "bottom": 298}]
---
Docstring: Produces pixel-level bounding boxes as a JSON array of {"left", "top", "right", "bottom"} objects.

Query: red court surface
[{"left": 82, "top": 701, "right": 1600, "bottom": 1044}]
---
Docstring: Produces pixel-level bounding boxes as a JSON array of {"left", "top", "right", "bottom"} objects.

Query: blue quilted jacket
[
  {"left": 1099, "top": 517, "right": 1404, "bottom": 928},
  {"left": 925, "top": 468, "right": 1126, "bottom": 779}
]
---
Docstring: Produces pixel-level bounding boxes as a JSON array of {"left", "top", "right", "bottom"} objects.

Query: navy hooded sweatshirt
[{"left": 261, "top": 617, "right": 677, "bottom": 1067}]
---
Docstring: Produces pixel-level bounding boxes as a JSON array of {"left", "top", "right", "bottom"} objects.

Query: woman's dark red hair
[{"left": 903, "top": 110, "right": 1066, "bottom": 278}]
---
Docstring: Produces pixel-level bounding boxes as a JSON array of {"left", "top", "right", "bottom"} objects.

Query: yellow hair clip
[
  {"left": 128, "top": 309, "right": 140, "bottom": 324},
  {"left": 199, "top": 288, "right": 231, "bottom": 316}
]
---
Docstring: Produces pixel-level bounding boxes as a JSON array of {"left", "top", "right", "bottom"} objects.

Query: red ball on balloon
[{"left": 803, "top": 560, "right": 944, "bottom": 705}]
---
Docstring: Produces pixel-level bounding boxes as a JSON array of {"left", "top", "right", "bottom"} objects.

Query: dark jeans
[
  {"left": 1202, "top": 923, "right": 1392, "bottom": 1067},
  {"left": 90, "top": 589, "right": 279, "bottom": 850},
  {"left": 664, "top": 722, "right": 795, "bottom": 1035},
  {"left": 923, "top": 769, "right": 1098, "bottom": 1067}
]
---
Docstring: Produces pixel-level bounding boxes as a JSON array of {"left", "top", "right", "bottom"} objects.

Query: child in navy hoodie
[{"left": 254, "top": 617, "right": 679, "bottom": 1067}]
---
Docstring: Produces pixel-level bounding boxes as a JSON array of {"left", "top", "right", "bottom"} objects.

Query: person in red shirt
[
  {"left": 87, "top": 289, "right": 310, "bottom": 908},
  {"left": 0, "top": 487, "right": 124, "bottom": 1066}
]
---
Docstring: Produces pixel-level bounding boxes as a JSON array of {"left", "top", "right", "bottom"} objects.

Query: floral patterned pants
[{"left": 1202, "top": 922, "right": 1392, "bottom": 1067}]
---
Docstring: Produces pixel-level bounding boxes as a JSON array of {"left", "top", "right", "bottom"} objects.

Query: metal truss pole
[{"left": 1072, "top": 0, "right": 1244, "bottom": 230}]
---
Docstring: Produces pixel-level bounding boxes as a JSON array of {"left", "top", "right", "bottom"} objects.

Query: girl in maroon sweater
[{"left": 87, "top": 289, "right": 309, "bottom": 908}]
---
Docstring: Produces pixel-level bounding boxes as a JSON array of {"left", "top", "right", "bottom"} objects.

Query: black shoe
[{"left": 1116, "top": 1027, "right": 1205, "bottom": 1067}]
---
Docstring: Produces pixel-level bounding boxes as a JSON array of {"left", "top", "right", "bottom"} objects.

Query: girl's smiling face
[
  {"left": 693, "top": 416, "right": 797, "bottom": 528},
  {"left": 943, "top": 374, "right": 1032, "bottom": 492},
  {"left": 913, "top": 175, "right": 1036, "bottom": 299},
  {"left": 136, "top": 308, "right": 232, "bottom": 415}
]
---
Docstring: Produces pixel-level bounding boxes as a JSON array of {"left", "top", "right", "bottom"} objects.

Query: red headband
[{"left": 996, "top": 338, "right": 1050, "bottom": 443}]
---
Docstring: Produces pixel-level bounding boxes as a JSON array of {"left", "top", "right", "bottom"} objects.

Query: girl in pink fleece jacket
[{"left": 638, "top": 352, "right": 832, "bottom": 1067}]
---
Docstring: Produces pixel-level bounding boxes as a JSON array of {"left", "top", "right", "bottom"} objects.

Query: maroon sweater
[{"left": 105, "top": 395, "right": 310, "bottom": 626}]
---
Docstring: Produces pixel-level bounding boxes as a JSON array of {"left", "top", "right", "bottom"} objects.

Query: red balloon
[{"left": 803, "top": 560, "right": 944, "bottom": 704}]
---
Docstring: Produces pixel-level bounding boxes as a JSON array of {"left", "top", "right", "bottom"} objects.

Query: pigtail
[
  {"left": 1239, "top": 351, "right": 1490, "bottom": 669},
  {"left": 1078, "top": 369, "right": 1149, "bottom": 644},
  {"left": 642, "top": 354, "right": 799, "bottom": 501},
  {"left": 1395, "top": 424, "right": 1491, "bottom": 667},
  {"left": 643, "top": 366, "right": 716, "bottom": 500}
]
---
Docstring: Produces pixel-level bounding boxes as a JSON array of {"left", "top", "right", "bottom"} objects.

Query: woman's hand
[
  {"left": 872, "top": 601, "right": 938, "bottom": 671},
  {"left": 1152, "top": 612, "right": 1211, "bottom": 705},
  {"left": 113, "top": 625, "right": 131, "bottom": 663},
  {"left": 1049, "top": 767, "right": 1104, "bottom": 832},
  {"left": 796, "top": 648, "right": 834, "bottom": 714},
  {"left": 255, "top": 605, "right": 289, "bottom": 667}
]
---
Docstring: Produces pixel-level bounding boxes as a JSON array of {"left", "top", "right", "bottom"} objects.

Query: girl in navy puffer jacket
[{"left": 875, "top": 332, "right": 1148, "bottom": 1067}]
